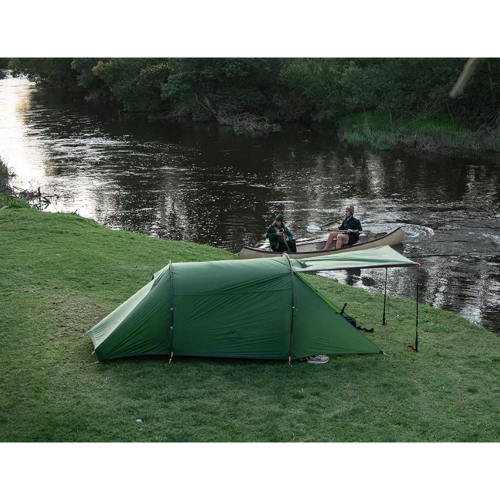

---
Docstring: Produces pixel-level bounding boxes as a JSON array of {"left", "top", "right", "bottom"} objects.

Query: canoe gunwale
[{"left": 239, "top": 227, "right": 405, "bottom": 259}]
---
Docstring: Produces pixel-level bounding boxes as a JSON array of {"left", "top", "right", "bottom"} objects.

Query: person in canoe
[
  {"left": 266, "top": 213, "right": 297, "bottom": 253},
  {"left": 323, "top": 206, "right": 362, "bottom": 250}
]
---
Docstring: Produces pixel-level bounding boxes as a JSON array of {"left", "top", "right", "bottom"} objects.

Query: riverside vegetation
[
  {"left": 1, "top": 205, "right": 499, "bottom": 442},
  {"left": 4, "top": 58, "right": 500, "bottom": 152}
]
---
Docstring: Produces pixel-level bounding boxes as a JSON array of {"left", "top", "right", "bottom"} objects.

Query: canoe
[{"left": 239, "top": 227, "right": 405, "bottom": 260}]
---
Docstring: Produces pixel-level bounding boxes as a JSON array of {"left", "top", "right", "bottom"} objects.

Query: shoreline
[{"left": 335, "top": 112, "right": 500, "bottom": 154}]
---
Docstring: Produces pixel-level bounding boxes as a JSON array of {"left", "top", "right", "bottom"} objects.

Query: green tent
[{"left": 86, "top": 246, "right": 417, "bottom": 362}]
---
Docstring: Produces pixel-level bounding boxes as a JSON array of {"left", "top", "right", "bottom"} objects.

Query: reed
[{"left": 338, "top": 112, "right": 500, "bottom": 153}]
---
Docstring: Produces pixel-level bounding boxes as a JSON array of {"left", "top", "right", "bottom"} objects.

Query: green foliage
[
  {"left": 0, "top": 157, "right": 7, "bottom": 176},
  {"left": 5, "top": 58, "right": 500, "bottom": 136},
  {"left": 346, "top": 132, "right": 365, "bottom": 145},
  {"left": 278, "top": 58, "right": 351, "bottom": 121},
  {"left": 71, "top": 58, "right": 105, "bottom": 89},
  {"left": 0, "top": 157, "right": 12, "bottom": 199},
  {"left": 337, "top": 110, "right": 500, "bottom": 153},
  {"left": 0, "top": 158, "right": 30, "bottom": 210},
  {"left": 8, "top": 58, "right": 79, "bottom": 91},
  {"left": 162, "top": 58, "right": 281, "bottom": 121},
  {"left": 92, "top": 58, "right": 171, "bottom": 113},
  {"left": 0, "top": 194, "right": 30, "bottom": 208}
]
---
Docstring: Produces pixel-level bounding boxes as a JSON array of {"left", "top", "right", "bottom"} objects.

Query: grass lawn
[{"left": 1, "top": 208, "right": 499, "bottom": 442}]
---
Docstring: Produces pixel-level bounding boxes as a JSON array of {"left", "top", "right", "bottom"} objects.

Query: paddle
[
  {"left": 307, "top": 224, "right": 369, "bottom": 234},
  {"left": 307, "top": 224, "right": 346, "bottom": 233},
  {"left": 306, "top": 225, "right": 386, "bottom": 239}
]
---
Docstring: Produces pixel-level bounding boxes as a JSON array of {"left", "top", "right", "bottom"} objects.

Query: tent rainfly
[{"left": 86, "top": 246, "right": 417, "bottom": 362}]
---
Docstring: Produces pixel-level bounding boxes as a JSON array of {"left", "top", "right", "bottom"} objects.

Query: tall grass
[
  {"left": 0, "top": 156, "right": 9, "bottom": 191},
  {"left": 0, "top": 157, "right": 30, "bottom": 208},
  {"left": 1, "top": 208, "right": 499, "bottom": 442},
  {"left": 338, "top": 112, "right": 500, "bottom": 153}
]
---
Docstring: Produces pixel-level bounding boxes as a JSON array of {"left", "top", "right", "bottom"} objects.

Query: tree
[
  {"left": 161, "top": 58, "right": 281, "bottom": 120},
  {"left": 91, "top": 58, "right": 171, "bottom": 113},
  {"left": 8, "top": 58, "right": 79, "bottom": 91}
]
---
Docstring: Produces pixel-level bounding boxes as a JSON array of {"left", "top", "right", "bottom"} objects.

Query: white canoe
[{"left": 239, "top": 227, "right": 405, "bottom": 260}]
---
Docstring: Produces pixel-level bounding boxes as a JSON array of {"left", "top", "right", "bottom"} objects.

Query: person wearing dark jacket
[
  {"left": 322, "top": 206, "right": 362, "bottom": 250},
  {"left": 265, "top": 214, "right": 297, "bottom": 252}
]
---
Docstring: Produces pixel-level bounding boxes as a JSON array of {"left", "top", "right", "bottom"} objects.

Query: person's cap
[
  {"left": 275, "top": 213, "right": 284, "bottom": 222},
  {"left": 346, "top": 206, "right": 355, "bottom": 215}
]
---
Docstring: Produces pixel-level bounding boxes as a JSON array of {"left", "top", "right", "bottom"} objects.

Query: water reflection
[{"left": 1, "top": 74, "right": 499, "bottom": 333}]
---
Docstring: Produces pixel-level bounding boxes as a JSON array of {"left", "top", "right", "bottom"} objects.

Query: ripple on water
[{"left": 360, "top": 223, "right": 434, "bottom": 240}]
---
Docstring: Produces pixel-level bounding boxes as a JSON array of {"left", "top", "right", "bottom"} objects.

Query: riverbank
[
  {"left": 127, "top": 109, "right": 500, "bottom": 151},
  {"left": 336, "top": 112, "right": 500, "bottom": 153},
  {"left": 1, "top": 207, "right": 499, "bottom": 441}
]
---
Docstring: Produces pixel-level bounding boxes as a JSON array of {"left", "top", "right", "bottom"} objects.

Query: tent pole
[
  {"left": 382, "top": 267, "right": 388, "bottom": 325},
  {"left": 284, "top": 254, "right": 295, "bottom": 367},
  {"left": 169, "top": 260, "right": 175, "bottom": 364},
  {"left": 408, "top": 262, "right": 421, "bottom": 351},
  {"left": 415, "top": 281, "right": 419, "bottom": 352}
]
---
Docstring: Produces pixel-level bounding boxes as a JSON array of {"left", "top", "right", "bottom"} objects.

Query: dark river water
[{"left": 1, "top": 73, "right": 499, "bottom": 333}]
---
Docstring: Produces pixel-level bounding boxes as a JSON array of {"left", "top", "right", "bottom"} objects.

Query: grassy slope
[{"left": 1, "top": 208, "right": 499, "bottom": 442}]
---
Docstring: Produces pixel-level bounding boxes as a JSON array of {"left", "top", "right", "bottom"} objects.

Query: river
[{"left": 1, "top": 73, "right": 499, "bottom": 333}]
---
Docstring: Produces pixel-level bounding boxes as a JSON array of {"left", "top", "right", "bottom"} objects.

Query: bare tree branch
[{"left": 449, "top": 58, "right": 485, "bottom": 98}]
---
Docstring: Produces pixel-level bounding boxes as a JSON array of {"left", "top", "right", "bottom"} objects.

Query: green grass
[
  {"left": 338, "top": 111, "right": 500, "bottom": 153},
  {"left": 1, "top": 208, "right": 499, "bottom": 442}
]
